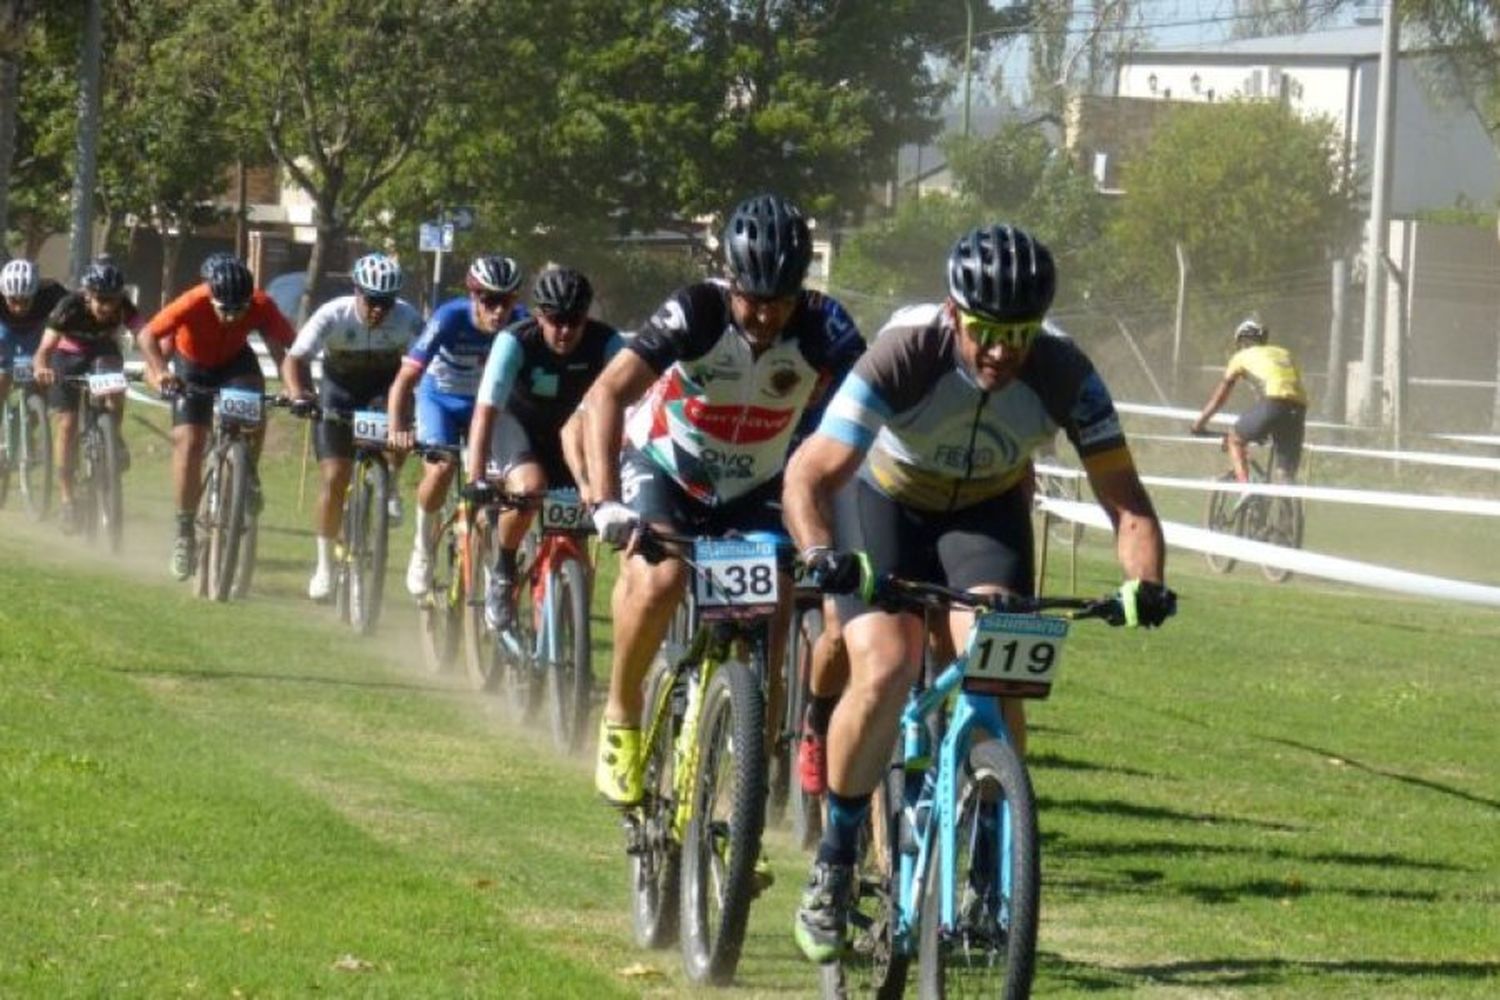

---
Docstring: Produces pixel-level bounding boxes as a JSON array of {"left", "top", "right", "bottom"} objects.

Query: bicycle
[
  {"left": 415, "top": 444, "right": 476, "bottom": 674},
  {"left": 626, "top": 527, "right": 787, "bottom": 986},
  {"left": 173, "top": 384, "right": 272, "bottom": 602},
  {"left": 1195, "top": 429, "right": 1304, "bottom": 583},
  {"left": 0, "top": 354, "right": 53, "bottom": 519},
  {"left": 777, "top": 561, "right": 825, "bottom": 851},
  {"left": 821, "top": 576, "right": 1142, "bottom": 1000},
  {"left": 288, "top": 403, "right": 394, "bottom": 634},
  {"left": 61, "top": 368, "right": 136, "bottom": 552}
]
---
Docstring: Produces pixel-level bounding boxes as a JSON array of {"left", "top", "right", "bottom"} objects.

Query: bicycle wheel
[
  {"left": 418, "top": 525, "right": 462, "bottom": 672},
  {"left": 917, "top": 738, "right": 1039, "bottom": 1000},
  {"left": 1203, "top": 473, "right": 1240, "bottom": 575},
  {"left": 95, "top": 412, "right": 123, "bottom": 553},
  {"left": 789, "top": 605, "right": 825, "bottom": 851},
  {"left": 824, "top": 764, "right": 910, "bottom": 999},
  {"left": 546, "top": 556, "right": 593, "bottom": 753},
  {"left": 462, "top": 511, "right": 495, "bottom": 690},
  {"left": 0, "top": 400, "right": 15, "bottom": 508},
  {"left": 232, "top": 509, "right": 259, "bottom": 599},
  {"left": 75, "top": 421, "right": 101, "bottom": 543},
  {"left": 1259, "top": 496, "right": 1301, "bottom": 584},
  {"left": 631, "top": 657, "right": 682, "bottom": 949},
  {"left": 19, "top": 392, "right": 51, "bottom": 520},
  {"left": 205, "top": 440, "right": 250, "bottom": 602},
  {"left": 680, "top": 659, "right": 767, "bottom": 985},
  {"left": 348, "top": 457, "right": 390, "bottom": 633}
]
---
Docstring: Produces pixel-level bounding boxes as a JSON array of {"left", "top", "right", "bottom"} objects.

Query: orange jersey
[{"left": 142, "top": 284, "right": 295, "bottom": 369}]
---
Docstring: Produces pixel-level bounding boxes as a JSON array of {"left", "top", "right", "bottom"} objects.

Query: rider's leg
[
  {"left": 53, "top": 408, "right": 78, "bottom": 506},
  {"left": 799, "top": 597, "right": 848, "bottom": 795},
  {"left": 311, "top": 454, "right": 352, "bottom": 599},
  {"left": 1226, "top": 430, "right": 1251, "bottom": 483}
]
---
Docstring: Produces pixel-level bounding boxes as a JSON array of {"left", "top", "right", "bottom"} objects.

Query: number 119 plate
[
  {"left": 695, "top": 538, "right": 778, "bottom": 608},
  {"left": 962, "top": 613, "right": 1070, "bottom": 699}
]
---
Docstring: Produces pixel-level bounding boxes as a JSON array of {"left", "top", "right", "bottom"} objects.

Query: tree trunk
[
  {"left": 0, "top": 52, "right": 18, "bottom": 258},
  {"left": 160, "top": 227, "right": 184, "bottom": 309},
  {"left": 299, "top": 217, "right": 340, "bottom": 326}
]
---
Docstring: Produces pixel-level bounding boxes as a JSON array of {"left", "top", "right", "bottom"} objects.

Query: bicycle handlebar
[{"left": 867, "top": 574, "right": 1125, "bottom": 623}]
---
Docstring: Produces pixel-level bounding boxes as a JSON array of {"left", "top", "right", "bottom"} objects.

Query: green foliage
[
  {"left": 5, "top": 10, "right": 75, "bottom": 257},
  {"left": 1109, "top": 100, "right": 1356, "bottom": 325},
  {"left": 1401, "top": 0, "right": 1500, "bottom": 150}
]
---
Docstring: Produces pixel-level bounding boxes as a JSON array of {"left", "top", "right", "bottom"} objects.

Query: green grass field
[{"left": 1, "top": 401, "right": 1497, "bottom": 997}]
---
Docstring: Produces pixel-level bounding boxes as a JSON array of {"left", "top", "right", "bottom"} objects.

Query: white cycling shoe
[
  {"left": 406, "top": 546, "right": 433, "bottom": 597},
  {"left": 308, "top": 564, "right": 333, "bottom": 603}
]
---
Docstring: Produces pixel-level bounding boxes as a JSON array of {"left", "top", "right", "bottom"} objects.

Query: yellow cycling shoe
[{"left": 595, "top": 720, "right": 644, "bottom": 807}]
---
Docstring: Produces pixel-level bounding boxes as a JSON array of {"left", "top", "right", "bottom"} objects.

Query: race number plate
[
  {"left": 539, "top": 488, "right": 588, "bottom": 533},
  {"left": 216, "top": 387, "right": 263, "bottom": 425},
  {"left": 87, "top": 371, "right": 129, "bottom": 396},
  {"left": 695, "top": 538, "right": 779, "bottom": 608},
  {"left": 12, "top": 358, "right": 33, "bottom": 384},
  {"left": 352, "top": 409, "right": 388, "bottom": 447},
  {"left": 961, "top": 612, "right": 1070, "bottom": 699}
]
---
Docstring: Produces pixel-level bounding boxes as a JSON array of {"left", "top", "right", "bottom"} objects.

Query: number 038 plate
[
  {"left": 962, "top": 612, "right": 1070, "bottom": 699},
  {"left": 695, "top": 538, "right": 778, "bottom": 608}
]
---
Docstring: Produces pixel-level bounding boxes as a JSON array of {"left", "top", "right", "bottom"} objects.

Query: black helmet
[
  {"left": 206, "top": 258, "right": 254, "bottom": 309},
  {"left": 199, "top": 251, "right": 240, "bottom": 280},
  {"left": 80, "top": 260, "right": 126, "bottom": 297},
  {"left": 722, "top": 193, "right": 812, "bottom": 298},
  {"left": 532, "top": 266, "right": 593, "bottom": 317},
  {"left": 946, "top": 225, "right": 1056, "bottom": 322},
  {"left": 1234, "top": 318, "right": 1268, "bottom": 345}
]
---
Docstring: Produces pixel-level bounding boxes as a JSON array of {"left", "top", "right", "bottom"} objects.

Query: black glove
[
  {"left": 1117, "top": 579, "right": 1176, "bottom": 628},
  {"left": 289, "top": 396, "right": 318, "bottom": 419},
  {"left": 460, "top": 480, "right": 496, "bottom": 504},
  {"left": 802, "top": 547, "right": 868, "bottom": 596}
]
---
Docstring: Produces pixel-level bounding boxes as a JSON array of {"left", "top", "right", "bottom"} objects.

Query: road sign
[
  {"left": 450, "top": 206, "right": 477, "bottom": 232},
  {"left": 419, "top": 222, "right": 455, "bottom": 253}
]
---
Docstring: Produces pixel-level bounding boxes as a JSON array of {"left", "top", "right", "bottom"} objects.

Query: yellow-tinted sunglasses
[{"left": 957, "top": 310, "right": 1042, "bottom": 351}]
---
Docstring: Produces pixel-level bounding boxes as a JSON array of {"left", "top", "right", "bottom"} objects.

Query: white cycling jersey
[{"left": 289, "top": 295, "right": 422, "bottom": 385}]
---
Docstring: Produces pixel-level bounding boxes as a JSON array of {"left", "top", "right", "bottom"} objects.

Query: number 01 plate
[{"left": 962, "top": 612, "right": 1070, "bottom": 699}]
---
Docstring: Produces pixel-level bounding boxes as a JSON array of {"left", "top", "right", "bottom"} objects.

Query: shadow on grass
[
  {"left": 1051, "top": 836, "right": 1471, "bottom": 872},
  {"left": 109, "top": 664, "right": 468, "bottom": 697},
  {"left": 1029, "top": 751, "right": 1156, "bottom": 779},
  {"left": 1264, "top": 737, "right": 1500, "bottom": 812},
  {"left": 1043, "top": 952, "right": 1500, "bottom": 992},
  {"left": 1049, "top": 870, "right": 1443, "bottom": 905},
  {"left": 1039, "top": 796, "right": 1298, "bottom": 830}
]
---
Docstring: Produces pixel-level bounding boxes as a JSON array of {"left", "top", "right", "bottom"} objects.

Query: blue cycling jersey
[{"left": 406, "top": 296, "right": 529, "bottom": 398}]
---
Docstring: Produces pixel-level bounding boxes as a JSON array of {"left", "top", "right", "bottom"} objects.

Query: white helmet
[
  {"left": 1, "top": 259, "right": 40, "bottom": 299},
  {"left": 465, "top": 254, "right": 523, "bottom": 295},
  {"left": 351, "top": 253, "right": 403, "bottom": 295}
]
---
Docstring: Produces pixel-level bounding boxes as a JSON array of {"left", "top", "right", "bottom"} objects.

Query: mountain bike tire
[
  {"left": 680, "top": 659, "right": 767, "bottom": 985},
  {"left": 75, "top": 423, "right": 101, "bottom": 543},
  {"left": 823, "top": 764, "right": 910, "bottom": 999},
  {"left": 631, "top": 657, "right": 682, "bottom": 949},
  {"left": 0, "top": 401, "right": 16, "bottom": 508},
  {"left": 1203, "top": 472, "right": 1240, "bottom": 575},
  {"left": 95, "top": 412, "right": 123, "bottom": 553},
  {"left": 788, "top": 604, "right": 824, "bottom": 851},
  {"left": 546, "top": 556, "right": 592, "bottom": 753},
  {"left": 348, "top": 458, "right": 390, "bottom": 634},
  {"left": 205, "top": 440, "right": 251, "bottom": 602},
  {"left": 19, "top": 392, "right": 51, "bottom": 520},
  {"left": 418, "top": 528, "right": 462, "bottom": 672},
  {"left": 918, "top": 738, "right": 1038, "bottom": 1000},
  {"left": 1259, "top": 496, "right": 1302, "bottom": 584}
]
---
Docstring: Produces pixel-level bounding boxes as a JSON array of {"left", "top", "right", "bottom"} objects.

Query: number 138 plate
[
  {"left": 962, "top": 613, "right": 1070, "bottom": 699},
  {"left": 695, "top": 538, "right": 778, "bottom": 608}
]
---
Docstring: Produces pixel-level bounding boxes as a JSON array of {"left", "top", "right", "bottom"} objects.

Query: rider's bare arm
[
  {"left": 559, "top": 408, "right": 590, "bottom": 498},
  {"left": 1192, "top": 375, "right": 1239, "bottom": 434},
  {"left": 466, "top": 402, "right": 498, "bottom": 484},
  {"left": 580, "top": 350, "right": 657, "bottom": 504},
  {"left": 1082, "top": 448, "right": 1166, "bottom": 584},
  {"left": 31, "top": 328, "right": 61, "bottom": 380},
  {"left": 784, "top": 432, "right": 865, "bottom": 554},
  {"left": 386, "top": 362, "right": 423, "bottom": 450}
]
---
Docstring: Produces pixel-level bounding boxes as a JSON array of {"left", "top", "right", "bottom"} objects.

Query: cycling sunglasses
[
  {"left": 361, "top": 291, "right": 397, "bottom": 310},
  {"left": 477, "top": 290, "right": 515, "bottom": 311},
  {"left": 212, "top": 299, "right": 249, "bottom": 319},
  {"left": 540, "top": 308, "right": 587, "bottom": 326},
  {"left": 957, "top": 309, "right": 1043, "bottom": 351}
]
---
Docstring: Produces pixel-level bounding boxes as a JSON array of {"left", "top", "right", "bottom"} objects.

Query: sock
[
  {"left": 316, "top": 536, "right": 334, "bottom": 574},
  {"left": 176, "top": 510, "right": 194, "bottom": 536},
  {"left": 805, "top": 695, "right": 837, "bottom": 737},
  {"left": 495, "top": 546, "right": 518, "bottom": 582},
  {"left": 816, "top": 790, "right": 871, "bottom": 867},
  {"left": 415, "top": 505, "right": 436, "bottom": 552}
]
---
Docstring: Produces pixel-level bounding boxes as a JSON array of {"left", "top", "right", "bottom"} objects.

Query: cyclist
[
  {"left": 1190, "top": 317, "right": 1308, "bottom": 482},
  {"left": 781, "top": 224, "right": 1174, "bottom": 962},
  {"left": 32, "top": 261, "right": 143, "bottom": 532},
  {"left": 0, "top": 259, "right": 69, "bottom": 417},
  {"left": 388, "top": 254, "right": 528, "bottom": 597},
  {"left": 579, "top": 191, "right": 865, "bottom": 808},
  {"left": 465, "top": 265, "right": 623, "bottom": 630},
  {"left": 138, "top": 255, "right": 296, "bottom": 579},
  {"left": 282, "top": 253, "right": 422, "bottom": 602}
]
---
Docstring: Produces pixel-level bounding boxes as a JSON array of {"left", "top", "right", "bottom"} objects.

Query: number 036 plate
[
  {"left": 695, "top": 538, "right": 778, "bottom": 608},
  {"left": 962, "top": 613, "right": 1070, "bottom": 699}
]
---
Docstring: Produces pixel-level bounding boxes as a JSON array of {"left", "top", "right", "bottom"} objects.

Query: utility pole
[
  {"left": 66, "top": 0, "right": 103, "bottom": 280},
  {"left": 1323, "top": 257, "right": 1349, "bottom": 422},
  {"left": 1171, "top": 243, "right": 1189, "bottom": 399},
  {"left": 1357, "top": 0, "right": 1399, "bottom": 427}
]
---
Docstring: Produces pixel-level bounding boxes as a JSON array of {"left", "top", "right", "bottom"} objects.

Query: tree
[
  {"left": 0, "top": 0, "right": 41, "bottom": 259},
  {"left": 4, "top": 6, "right": 76, "bottom": 261},
  {"left": 1108, "top": 100, "right": 1356, "bottom": 343},
  {"left": 1230, "top": 0, "right": 1345, "bottom": 39}
]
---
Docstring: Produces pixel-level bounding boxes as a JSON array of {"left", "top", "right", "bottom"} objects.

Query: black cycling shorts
[
  {"left": 315, "top": 376, "right": 393, "bottom": 461},
  {"left": 47, "top": 349, "right": 124, "bottom": 412},
  {"left": 619, "top": 445, "right": 785, "bottom": 537},
  {"left": 1235, "top": 398, "right": 1305, "bottom": 478},
  {"left": 170, "top": 346, "right": 264, "bottom": 428},
  {"left": 832, "top": 476, "right": 1034, "bottom": 622}
]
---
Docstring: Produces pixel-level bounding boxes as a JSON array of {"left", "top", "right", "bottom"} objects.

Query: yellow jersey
[{"left": 1225, "top": 345, "right": 1307, "bottom": 406}]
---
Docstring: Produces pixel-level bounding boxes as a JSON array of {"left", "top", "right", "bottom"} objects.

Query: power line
[{"left": 963, "top": 0, "right": 1348, "bottom": 42}]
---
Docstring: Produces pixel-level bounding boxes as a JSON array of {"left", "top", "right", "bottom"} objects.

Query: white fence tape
[
  {"left": 1434, "top": 434, "right": 1500, "bottom": 447},
  {"left": 1123, "top": 432, "right": 1500, "bottom": 473},
  {"left": 1038, "top": 497, "right": 1500, "bottom": 609},
  {"left": 1035, "top": 463, "right": 1500, "bottom": 517}
]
